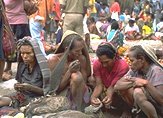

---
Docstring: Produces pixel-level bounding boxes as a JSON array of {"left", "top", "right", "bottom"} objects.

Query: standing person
[
  {"left": 109, "top": 0, "right": 121, "bottom": 21},
  {"left": 29, "top": 0, "right": 54, "bottom": 41},
  {"left": 3, "top": 0, "right": 31, "bottom": 80},
  {"left": 48, "top": 0, "right": 61, "bottom": 42},
  {"left": 0, "top": 37, "right": 51, "bottom": 108},
  {"left": 91, "top": 42, "right": 130, "bottom": 117},
  {"left": 118, "top": 0, "right": 134, "bottom": 13},
  {"left": 114, "top": 44, "right": 163, "bottom": 118},
  {"left": 60, "top": 0, "right": 89, "bottom": 36},
  {"left": 47, "top": 30, "right": 91, "bottom": 111},
  {"left": 29, "top": 15, "right": 46, "bottom": 56}
]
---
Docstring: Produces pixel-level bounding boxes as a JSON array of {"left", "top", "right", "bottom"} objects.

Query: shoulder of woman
[{"left": 46, "top": 54, "right": 61, "bottom": 70}]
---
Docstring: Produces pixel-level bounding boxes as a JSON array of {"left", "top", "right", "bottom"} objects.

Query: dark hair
[
  {"left": 111, "top": 21, "right": 119, "bottom": 30},
  {"left": 129, "top": 19, "right": 135, "bottom": 24},
  {"left": 96, "top": 43, "right": 116, "bottom": 59},
  {"left": 87, "top": 17, "right": 96, "bottom": 25},
  {"left": 17, "top": 37, "right": 33, "bottom": 50},
  {"left": 129, "top": 46, "right": 153, "bottom": 64},
  {"left": 17, "top": 37, "right": 35, "bottom": 62},
  {"left": 62, "top": 34, "right": 83, "bottom": 50}
]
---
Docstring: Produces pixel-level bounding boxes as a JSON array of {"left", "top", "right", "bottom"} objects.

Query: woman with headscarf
[
  {"left": 47, "top": 30, "right": 91, "bottom": 111},
  {"left": 115, "top": 43, "right": 163, "bottom": 118},
  {"left": 0, "top": 37, "right": 50, "bottom": 108}
]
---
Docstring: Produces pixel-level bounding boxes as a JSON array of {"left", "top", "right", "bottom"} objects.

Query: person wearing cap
[
  {"left": 124, "top": 18, "right": 142, "bottom": 40},
  {"left": 114, "top": 44, "right": 163, "bottom": 118},
  {"left": 47, "top": 30, "right": 91, "bottom": 111},
  {"left": 90, "top": 42, "right": 130, "bottom": 117},
  {"left": 0, "top": 37, "right": 51, "bottom": 108}
]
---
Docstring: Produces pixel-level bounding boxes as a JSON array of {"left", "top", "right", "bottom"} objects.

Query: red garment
[
  {"left": 53, "top": 0, "right": 61, "bottom": 21},
  {"left": 110, "top": 2, "right": 121, "bottom": 13},
  {"left": 93, "top": 58, "right": 129, "bottom": 88}
]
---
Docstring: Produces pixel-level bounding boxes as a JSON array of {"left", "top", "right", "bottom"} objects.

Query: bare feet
[{"left": 2, "top": 70, "right": 12, "bottom": 81}]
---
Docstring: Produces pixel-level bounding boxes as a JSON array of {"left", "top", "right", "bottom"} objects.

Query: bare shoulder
[
  {"left": 46, "top": 54, "right": 61, "bottom": 71},
  {"left": 78, "top": 55, "right": 86, "bottom": 62}
]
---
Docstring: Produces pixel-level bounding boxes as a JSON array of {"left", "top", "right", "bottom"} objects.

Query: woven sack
[{"left": 24, "top": 95, "right": 71, "bottom": 117}]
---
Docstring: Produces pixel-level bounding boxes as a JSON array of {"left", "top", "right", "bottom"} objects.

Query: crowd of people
[{"left": 0, "top": 0, "right": 163, "bottom": 117}]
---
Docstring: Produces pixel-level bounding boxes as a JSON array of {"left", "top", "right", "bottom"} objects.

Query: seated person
[
  {"left": 124, "top": 18, "right": 142, "bottom": 40},
  {"left": 142, "top": 22, "right": 153, "bottom": 36},
  {"left": 114, "top": 44, "right": 163, "bottom": 118},
  {"left": 107, "top": 21, "right": 124, "bottom": 48},
  {"left": 47, "top": 30, "right": 91, "bottom": 111},
  {"left": 0, "top": 37, "right": 51, "bottom": 108},
  {"left": 87, "top": 17, "right": 101, "bottom": 37},
  {"left": 90, "top": 42, "right": 130, "bottom": 117}
]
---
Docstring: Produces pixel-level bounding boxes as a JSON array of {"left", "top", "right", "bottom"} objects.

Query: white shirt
[{"left": 125, "top": 24, "right": 140, "bottom": 33}]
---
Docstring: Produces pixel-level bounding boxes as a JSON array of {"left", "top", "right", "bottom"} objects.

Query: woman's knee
[
  {"left": 0, "top": 97, "right": 12, "bottom": 106},
  {"left": 70, "top": 72, "right": 84, "bottom": 85}
]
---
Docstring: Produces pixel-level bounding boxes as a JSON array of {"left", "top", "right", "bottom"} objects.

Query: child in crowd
[{"left": 29, "top": 15, "right": 46, "bottom": 56}]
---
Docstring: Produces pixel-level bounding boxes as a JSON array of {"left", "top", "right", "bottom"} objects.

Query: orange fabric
[
  {"left": 110, "top": 2, "right": 120, "bottom": 13},
  {"left": 30, "top": 0, "right": 54, "bottom": 25}
]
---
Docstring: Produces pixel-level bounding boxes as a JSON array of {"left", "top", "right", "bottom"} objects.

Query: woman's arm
[{"left": 91, "top": 77, "right": 103, "bottom": 99}]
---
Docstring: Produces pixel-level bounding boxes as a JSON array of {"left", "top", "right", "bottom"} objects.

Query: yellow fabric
[
  {"left": 89, "top": 0, "right": 97, "bottom": 13},
  {"left": 142, "top": 25, "right": 152, "bottom": 35}
]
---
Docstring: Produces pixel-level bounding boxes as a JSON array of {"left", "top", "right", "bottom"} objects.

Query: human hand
[
  {"left": 68, "top": 60, "right": 80, "bottom": 73},
  {"left": 14, "top": 83, "right": 31, "bottom": 92},
  {"left": 91, "top": 97, "right": 102, "bottom": 107},
  {"left": 102, "top": 95, "right": 112, "bottom": 107},
  {"left": 130, "top": 78, "right": 148, "bottom": 88}
]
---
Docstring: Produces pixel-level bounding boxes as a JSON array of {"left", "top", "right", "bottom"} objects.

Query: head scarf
[
  {"left": 134, "top": 43, "right": 163, "bottom": 69},
  {"left": 17, "top": 37, "right": 51, "bottom": 95},
  {"left": 49, "top": 30, "right": 91, "bottom": 94}
]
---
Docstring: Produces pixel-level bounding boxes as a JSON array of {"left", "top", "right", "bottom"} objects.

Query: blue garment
[
  {"left": 29, "top": 19, "right": 46, "bottom": 56},
  {"left": 56, "top": 28, "right": 63, "bottom": 44},
  {"left": 107, "top": 29, "right": 117, "bottom": 41},
  {"left": 107, "top": 29, "right": 124, "bottom": 48}
]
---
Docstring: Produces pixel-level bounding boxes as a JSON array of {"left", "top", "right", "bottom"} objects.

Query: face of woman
[
  {"left": 98, "top": 55, "right": 114, "bottom": 70},
  {"left": 69, "top": 40, "right": 84, "bottom": 60},
  {"left": 128, "top": 51, "right": 143, "bottom": 71},
  {"left": 20, "top": 45, "right": 35, "bottom": 65}
]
